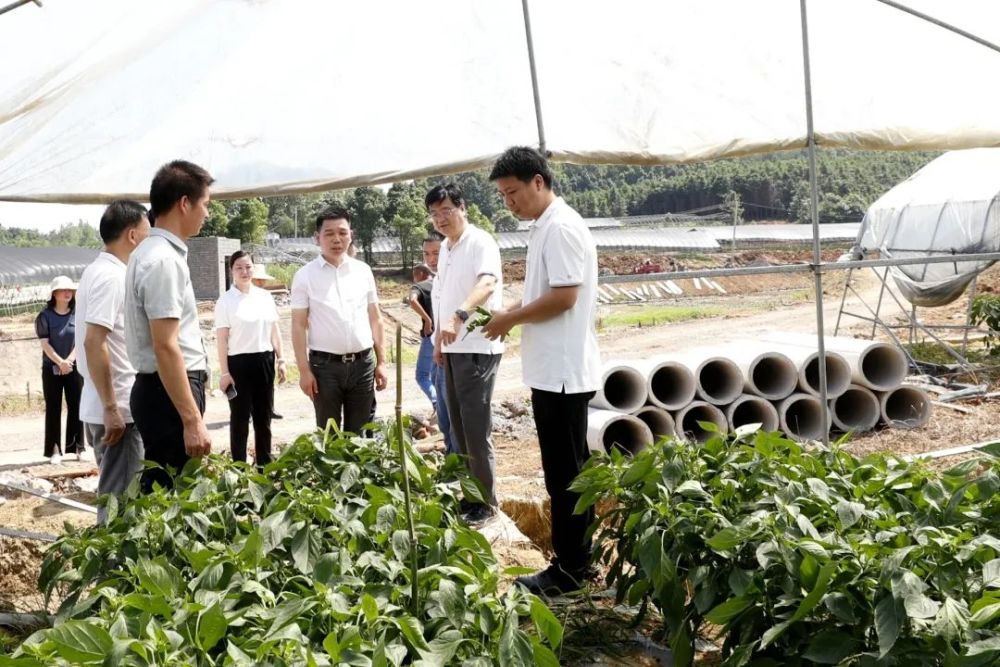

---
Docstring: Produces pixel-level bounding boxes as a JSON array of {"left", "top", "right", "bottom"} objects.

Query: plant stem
[{"left": 395, "top": 323, "right": 420, "bottom": 615}]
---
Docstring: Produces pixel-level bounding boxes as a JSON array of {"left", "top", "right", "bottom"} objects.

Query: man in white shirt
[
  {"left": 484, "top": 147, "right": 601, "bottom": 595},
  {"left": 126, "top": 160, "right": 214, "bottom": 492},
  {"left": 291, "top": 207, "right": 388, "bottom": 434},
  {"left": 76, "top": 200, "right": 150, "bottom": 523},
  {"left": 427, "top": 184, "right": 504, "bottom": 523}
]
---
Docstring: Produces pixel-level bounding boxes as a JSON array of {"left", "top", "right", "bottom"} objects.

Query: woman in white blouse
[{"left": 215, "top": 251, "right": 286, "bottom": 467}]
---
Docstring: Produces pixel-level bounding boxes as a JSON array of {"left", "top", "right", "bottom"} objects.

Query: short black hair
[
  {"left": 424, "top": 184, "right": 465, "bottom": 211},
  {"left": 422, "top": 233, "right": 443, "bottom": 244},
  {"left": 149, "top": 160, "right": 214, "bottom": 219},
  {"left": 315, "top": 207, "right": 352, "bottom": 233},
  {"left": 488, "top": 146, "right": 553, "bottom": 189},
  {"left": 229, "top": 250, "right": 253, "bottom": 270},
  {"left": 412, "top": 264, "right": 431, "bottom": 277},
  {"left": 99, "top": 200, "right": 148, "bottom": 243}
]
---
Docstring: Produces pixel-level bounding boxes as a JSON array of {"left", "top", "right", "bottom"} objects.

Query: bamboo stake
[{"left": 394, "top": 323, "right": 419, "bottom": 614}]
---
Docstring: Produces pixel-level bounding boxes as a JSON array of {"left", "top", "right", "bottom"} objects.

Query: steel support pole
[
  {"left": 798, "top": 0, "right": 830, "bottom": 445},
  {"left": 520, "top": 0, "right": 547, "bottom": 154}
]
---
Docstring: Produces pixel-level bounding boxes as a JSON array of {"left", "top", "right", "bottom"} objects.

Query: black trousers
[
  {"left": 531, "top": 388, "right": 597, "bottom": 575},
  {"left": 310, "top": 350, "right": 375, "bottom": 435},
  {"left": 41, "top": 367, "right": 83, "bottom": 457},
  {"left": 131, "top": 370, "right": 206, "bottom": 492},
  {"left": 228, "top": 351, "right": 274, "bottom": 466}
]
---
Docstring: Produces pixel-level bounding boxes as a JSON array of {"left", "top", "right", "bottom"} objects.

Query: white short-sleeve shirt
[
  {"left": 436, "top": 224, "right": 505, "bottom": 355},
  {"left": 75, "top": 252, "right": 136, "bottom": 424},
  {"left": 290, "top": 255, "right": 378, "bottom": 354},
  {"left": 520, "top": 197, "right": 601, "bottom": 393},
  {"left": 214, "top": 285, "right": 279, "bottom": 356}
]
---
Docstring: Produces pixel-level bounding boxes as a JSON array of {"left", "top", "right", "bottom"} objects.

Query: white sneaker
[
  {"left": 77, "top": 448, "right": 95, "bottom": 463},
  {"left": 50, "top": 454, "right": 62, "bottom": 466}
]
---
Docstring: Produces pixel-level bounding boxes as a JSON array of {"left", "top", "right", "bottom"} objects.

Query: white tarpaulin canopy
[
  {"left": 860, "top": 148, "right": 1000, "bottom": 306},
  {"left": 2, "top": 0, "right": 1000, "bottom": 203}
]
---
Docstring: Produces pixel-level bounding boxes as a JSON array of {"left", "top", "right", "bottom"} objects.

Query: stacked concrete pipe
[
  {"left": 829, "top": 384, "right": 881, "bottom": 433},
  {"left": 761, "top": 333, "right": 910, "bottom": 391},
  {"left": 654, "top": 352, "right": 744, "bottom": 406},
  {"left": 587, "top": 409, "right": 654, "bottom": 455},
  {"left": 589, "top": 362, "right": 648, "bottom": 414}
]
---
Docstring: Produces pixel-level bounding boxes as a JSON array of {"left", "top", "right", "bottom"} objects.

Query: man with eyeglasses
[
  {"left": 483, "top": 146, "right": 601, "bottom": 596},
  {"left": 427, "top": 184, "right": 504, "bottom": 524}
]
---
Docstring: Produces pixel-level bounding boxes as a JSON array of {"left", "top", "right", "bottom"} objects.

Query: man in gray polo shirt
[{"left": 126, "top": 160, "right": 214, "bottom": 491}]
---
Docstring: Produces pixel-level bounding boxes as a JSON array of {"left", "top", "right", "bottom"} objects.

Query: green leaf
[
  {"left": 904, "top": 593, "right": 940, "bottom": 619},
  {"left": 45, "top": 620, "right": 112, "bottom": 664},
  {"left": 391, "top": 530, "right": 411, "bottom": 562},
  {"left": 531, "top": 638, "right": 561, "bottom": 667},
  {"left": 323, "top": 631, "right": 341, "bottom": 660},
  {"left": 823, "top": 592, "right": 858, "bottom": 624},
  {"left": 803, "top": 631, "right": 861, "bottom": 664},
  {"left": 499, "top": 610, "right": 535, "bottom": 667},
  {"left": 760, "top": 621, "right": 790, "bottom": 650},
  {"left": 226, "top": 641, "right": 253, "bottom": 664},
  {"left": 438, "top": 580, "right": 465, "bottom": 629},
  {"left": 669, "top": 623, "right": 693, "bottom": 667},
  {"left": 621, "top": 454, "right": 655, "bottom": 486},
  {"left": 394, "top": 616, "right": 430, "bottom": 652},
  {"left": 970, "top": 601, "right": 1000, "bottom": 627},
  {"left": 259, "top": 509, "right": 292, "bottom": 551},
  {"left": 790, "top": 562, "right": 835, "bottom": 623},
  {"left": 965, "top": 636, "right": 1000, "bottom": 657},
  {"left": 361, "top": 593, "right": 379, "bottom": 624},
  {"left": 705, "top": 596, "right": 752, "bottom": 625},
  {"left": 134, "top": 557, "right": 177, "bottom": 598},
  {"left": 983, "top": 559, "right": 1000, "bottom": 588},
  {"left": 835, "top": 499, "right": 865, "bottom": 529},
  {"left": 459, "top": 475, "right": 487, "bottom": 505},
  {"left": 875, "top": 595, "right": 903, "bottom": 658},
  {"left": 529, "top": 597, "right": 563, "bottom": 649},
  {"left": 932, "top": 597, "right": 970, "bottom": 642},
  {"left": 291, "top": 523, "right": 321, "bottom": 574},
  {"left": 198, "top": 603, "right": 228, "bottom": 652},
  {"left": 706, "top": 527, "right": 748, "bottom": 552},
  {"left": 675, "top": 480, "right": 711, "bottom": 500}
]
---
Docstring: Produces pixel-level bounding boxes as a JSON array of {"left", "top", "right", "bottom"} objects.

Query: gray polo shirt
[{"left": 125, "top": 228, "right": 208, "bottom": 373}]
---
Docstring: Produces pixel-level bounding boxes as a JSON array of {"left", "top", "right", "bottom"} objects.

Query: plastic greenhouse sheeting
[
  {"left": 2, "top": 0, "right": 1000, "bottom": 203},
  {"left": 859, "top": 149, "right": 1000, "bottom": 307},
  {"left": 0, "top": 247, "right": 99, "bottom": 286}
]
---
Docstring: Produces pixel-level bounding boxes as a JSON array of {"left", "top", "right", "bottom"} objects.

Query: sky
[{"left": 0, "top": 202, "right": 108, "bottom": 233}]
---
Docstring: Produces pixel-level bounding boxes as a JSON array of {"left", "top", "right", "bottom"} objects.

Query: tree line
[{"left": 1, "top": 150, "right": 939, "bottom": 258}]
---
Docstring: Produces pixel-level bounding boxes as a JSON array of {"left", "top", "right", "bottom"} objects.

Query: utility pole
[{"left": 726, "top": 190, "right": 742, "bottom": 251}]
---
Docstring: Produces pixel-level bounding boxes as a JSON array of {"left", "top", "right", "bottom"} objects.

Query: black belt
[
  {"left": 136, "top": 370, "right": 208, "bottom": 382},
  {"left": 310, "top": 348, "right": 372, "bottom": 363}
]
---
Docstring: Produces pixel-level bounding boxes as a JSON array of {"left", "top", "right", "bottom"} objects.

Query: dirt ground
[{"left": 0, "top": 250, "right": 997, "bottom": 663}]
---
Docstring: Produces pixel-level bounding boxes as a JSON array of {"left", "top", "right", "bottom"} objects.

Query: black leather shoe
[
  {"left": 514, "top": 562, "right": 595, "bottom": 597},
  {"left": 461, "top": 504, "right": 497, "bottom": 526},
  {"left": 272, "top": 411, "right": 284, "bottom": 420}
]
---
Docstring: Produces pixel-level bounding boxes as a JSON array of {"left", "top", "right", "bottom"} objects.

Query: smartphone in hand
[{"left": 225, "top": 384, "right": 238, "bottom": 400}]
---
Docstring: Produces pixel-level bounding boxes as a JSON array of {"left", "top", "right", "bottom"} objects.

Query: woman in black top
[{"left": 35, "top": 276, "right": 85, "bottom": 465}]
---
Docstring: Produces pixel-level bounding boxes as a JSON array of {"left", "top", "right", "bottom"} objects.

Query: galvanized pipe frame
[{"left": 598, "top": 250, "right": 1000, "bottom": 285}]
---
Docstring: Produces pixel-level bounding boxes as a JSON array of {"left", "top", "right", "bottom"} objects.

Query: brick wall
[{"left": 187, "top": 237, "right": 241, "bottom": 300}]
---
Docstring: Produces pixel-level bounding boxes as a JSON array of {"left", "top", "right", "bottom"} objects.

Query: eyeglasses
[{"left": 428, "top": 207, "right": 459, "bottom": 221}]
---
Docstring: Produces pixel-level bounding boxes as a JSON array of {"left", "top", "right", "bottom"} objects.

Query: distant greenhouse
[{"left": 0, "top": 246, "right": 99, "bottom": 313}]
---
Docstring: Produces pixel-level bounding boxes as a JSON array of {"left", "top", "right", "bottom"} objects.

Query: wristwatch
[{"left": 455, "top": 309, "right": 470, "bottom": 322}]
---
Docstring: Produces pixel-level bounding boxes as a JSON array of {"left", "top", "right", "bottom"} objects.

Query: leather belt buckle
[{"left": 342, "top": 352, "right": 357, "bottom": 363}]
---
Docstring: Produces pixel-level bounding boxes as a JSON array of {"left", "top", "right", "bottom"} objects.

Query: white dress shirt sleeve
[
  {"left": 214, "top": 293, "right": 231, "bottom": 330},
  {"left": 545, "top": 223, "right": 587, "bottom": 287},
  {"left": 290, "top": 267, "right": 309, "bottom": 310}
]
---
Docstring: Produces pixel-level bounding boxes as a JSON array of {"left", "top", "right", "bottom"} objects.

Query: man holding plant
[
  {"left": 483, "top": 147, "right": 601, "bottom": 595},
  {"left": 427, "top": 183, "right": 504, "bottom": 524}
]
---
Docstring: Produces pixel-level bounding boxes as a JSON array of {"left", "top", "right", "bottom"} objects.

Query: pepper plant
[
  {"left": 572, "top": 428, "right": 1000, "bottom": 666},
  {"left": 4, "top": 425, "right": 563, "bottom": 666}
]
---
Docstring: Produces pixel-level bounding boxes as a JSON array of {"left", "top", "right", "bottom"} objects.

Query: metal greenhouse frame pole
[
  {"left": 520, "top": 0, "right": 547, "bottom": 154},
  {"left": 798, "top": 0, "right": 831, "bottom": 446}
]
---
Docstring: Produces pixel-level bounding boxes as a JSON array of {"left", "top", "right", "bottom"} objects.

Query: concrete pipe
[
  {"left": 634, "top": 406, "right": 676, "bottom": 441},
  {"left": 730, "top": 340, "right": 851, "bottom": 399},
  {"left": 624, "top": 358, "right": 697, "bottom": 411},
  {"left": 655, "top": 352, "right": 743, "bottom": 406},
  {"left": 587, "top": 409, "right": 654, "bottom": 455},
  {"left": 829, "top": 384, "right": 880, "bottom": 433},
  {"left": 672, "top": 401, "right": 728, "bottom": 443},
  {"left": 761, "top": 333, "right": 909, "bottom": 391},
  {"left": 777, "top": 392, "right": 832, "bottom": 442},
  {"left": 727, "top": 348, "right": 798, "bottom": 401},
  {"left": 589, "top": 362, "right": 648, "bottom": 414},
  {"left": 725, "top": 394, "right": 780, "bottom": 433},
  {"left": 878, "top": 386, "right": 931, "bottom": 429}
]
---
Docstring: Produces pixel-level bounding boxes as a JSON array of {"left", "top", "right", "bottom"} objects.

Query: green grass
[
  {"left": 598, "top": 305, "right": 725, "bottom": 330},
  {"left": 0, "top": 393, "right": 43, "bottom": 417}
]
